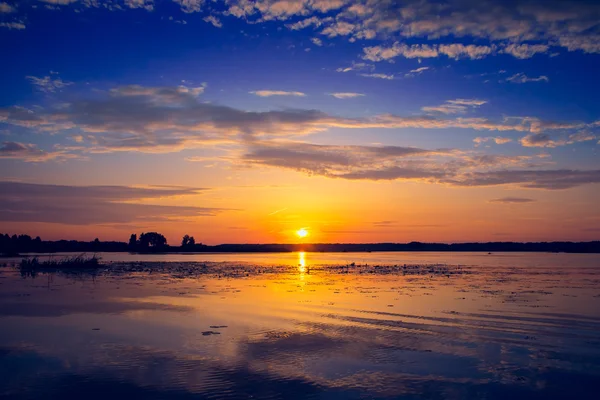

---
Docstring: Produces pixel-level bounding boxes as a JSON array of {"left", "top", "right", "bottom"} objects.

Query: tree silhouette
[
  {"left": 189, "top": 236, "right": 196, "bottom": 246},
  {"left": 128, "top": 234, "right": 137, "bottom": 249},
  {"left": 181, "top": 234, "right": 190, "bottom": 247},
  {"left": 138, "top": 232, "right": 167, "bottom": 250}
]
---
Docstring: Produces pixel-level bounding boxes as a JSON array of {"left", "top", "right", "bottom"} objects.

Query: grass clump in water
[{"left": 20, "top": 254, "right": 101, "bottom": 270}]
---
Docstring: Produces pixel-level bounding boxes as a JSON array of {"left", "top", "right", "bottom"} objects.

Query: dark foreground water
[{"left": 1, "top": 252, "right": 600, "bottom": 399}]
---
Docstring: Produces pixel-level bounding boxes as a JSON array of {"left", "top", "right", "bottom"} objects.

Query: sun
[{"left": 296, "top": 228, "right": 309, "bottom": 238}]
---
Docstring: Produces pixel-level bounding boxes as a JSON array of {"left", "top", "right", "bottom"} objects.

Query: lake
[{"left": 1, "top": 252, "right": 600, "bottom": 399}]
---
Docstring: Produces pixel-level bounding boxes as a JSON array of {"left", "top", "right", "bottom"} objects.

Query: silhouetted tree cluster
[
  {"left": 127, "top": 232, "right": 168, "bottom": 252},
  {"left": 181, "top": 234, "right": 196, "bottom": 248},
  {"left": 0, "top": 234, "right": 42, "bottom": 255},
  {"left": 2, "top": 232, "right": 600, "bottom": 255},
  {"left": 0, "top": 233, "right": 128, "bottom": 255}
]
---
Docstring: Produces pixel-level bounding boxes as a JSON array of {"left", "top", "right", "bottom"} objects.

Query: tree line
[{"left": 2, "top": 232, "right": 600, "bottom": 255}]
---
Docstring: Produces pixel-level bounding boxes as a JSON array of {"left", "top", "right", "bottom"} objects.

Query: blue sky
[{"left": 0, "top": 0, "right": 599, "bottom": 243}]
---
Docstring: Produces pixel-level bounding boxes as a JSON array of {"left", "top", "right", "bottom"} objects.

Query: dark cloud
[
  {"left": 489, "top": 197, "right": 537, "bottom": 203},
  {"left": 0, "top": 182, "right": 223, "bottom": 225},
  {"left": 242, "top": 141, "right": 450, "bottom": 176},
  {"left": 0, "top": 141, "right": 76, "bottom": 162},
  {"left": 454, "top": 169, "right": 600, "bottom": 190}
]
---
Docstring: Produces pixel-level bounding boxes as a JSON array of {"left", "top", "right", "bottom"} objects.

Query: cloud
[
  {"left": 203, "top": 15, "right": 222, "bottom": 27},
  {"left": 173, "top": 0, "right": 204, "bottom": 13},
  {"left": 124, "top": 0, "right": 154, "bottom": 11},
  {"left": 0, "top": 2, "right": 15, "bottom": 13},
  {"left": 238, "top": 138, "right": 600, "bottom": 190},
  {"left": 489, "top": 197, "right": 536, "bottom": 203},
  {"left": 505, "top": 73, "right": 549, "bottom": 83},
  {"left": 0, "top": 181, "right": 224, "bottom": 225},
  {"left": 1, "top": 83, "right": 597, "bottom": 157},
  {"left": 10, "top": 0, "right": 600, "bottom": 59},
  {"left": 473, "top": 137, "right": 512, "bottom": 146},
  {"left": 422, "top": 99, "right": 487, "bottom": 115},
  {"left": 310, "top": 0, "right": 348, "bottom": 13},
  {"left": 453, "top": 169, "right": 600, "bottom": 190},
  {"left": 359, "top": 73, "right": 394, "bottom": 79},
  {"left": 328, "top": 92, "right": 364, "bottom": 99},
  {"left": 519, "top": 131, "right": 597, "bottom": 147},
  {"left": 438, "top": 44, "right": 494, "bottom": 59},
  {"left": 0, "top": 21, "right": 25, "bottom": 29},
  {"left": 110, "top": 83, "right": 206, "bottom": 100},
  {"left": 0, "top": 141, "right": 78, "bottom": 162},
  {"left": 502, "top": 43, "right": 549, "bottom": 59},
  {"left": 363, "top": 43, "right": 438, "bottom": 61},
  {"left": 321, "top": 20, "right": 356, "bottom": 37},
  {"left": 404, "top": 66, "right": 429, "bottom": 78},
  {"left": 38, "top": 0, "right": 78, "bottom": 4},
  {"left": 242, "top": 141, "right": 452, "bottom": 177},
  {"left": 250, "top": 90, "right": 306, "bottom": 97},
  {"left": 336, "top": 62, "right": 373, "bottom": 73},
  {"left": 286, "top": 16, "right": 332, "bottom": 30},
  {"left": 26, "top": 75, "right": 73, "bottom": 93},
  {"left": 310, "top": 37, "right": 323, "bottom": 46}
]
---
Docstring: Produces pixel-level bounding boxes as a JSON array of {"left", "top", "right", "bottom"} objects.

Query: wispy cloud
[
  {"left": 26, "top": 75, "right": 73, "bottom": 93},
  {"left": 250, "top": 90, "right": 306, "bottom": 97},
  {"left": 0, "top": 2, "right": 15, "bottom": 13},
  {"left": 203, "top": 15, "right": 222, "bottom": 27},
  {"left": 422, "top": 99, "right": 487, "bottom": 115},
  {"left": 474, "top": 137, "right": 512, "bottom": 146},
  {"left": 0, "top": 21, "right": 25, "bottom": 29},
  {"left": 519, "top": 131, "right": 597, "bottom": 147},
  {"left": 489, "top": 197, "right": 536, "bottom": 203},
  {"left": 328, "top": 92, "right": 365, "bottom": 99},
  {"left": 502, "top": 43, "right": 549, "bottom": 59},
  {"left": 505, "top": 73, "right": 549, "bottom": 84},
  {"left": 0, "top": 141, "right": 79, "bottom": 162},
  {"left": 359, "top": 73, "right": 394, "bottom": 80},
  {"left": 311, "top": 37, "right": 323, "bottom": 46},
  {"left": 404, "top": 66, "right": 430, "bottom": 78},
  {"left": 0, "top": 181, "right": 223, "bottom": 225}
]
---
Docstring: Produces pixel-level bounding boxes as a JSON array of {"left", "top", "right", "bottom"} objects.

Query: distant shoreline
[{"left": 2, "top": 240, "right": 600, "bottom": 256}]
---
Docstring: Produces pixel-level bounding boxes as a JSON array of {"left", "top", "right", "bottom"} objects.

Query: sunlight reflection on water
[{"left": 1, "top": 252, "right": 600, "bottom": 399}]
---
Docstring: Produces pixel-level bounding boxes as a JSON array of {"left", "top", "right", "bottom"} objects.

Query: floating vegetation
[{"left": 19, "top": 254, "right": 102, "bottom": 278}]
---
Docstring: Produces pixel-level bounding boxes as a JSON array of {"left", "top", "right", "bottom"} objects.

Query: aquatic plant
[{"left": 20, "top": 254, "right": 101, "bottom": 270}]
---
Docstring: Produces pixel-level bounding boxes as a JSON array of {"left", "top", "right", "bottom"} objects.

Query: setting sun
[{"left": 296, "top": 228, "right": 309, "bottom": 238}]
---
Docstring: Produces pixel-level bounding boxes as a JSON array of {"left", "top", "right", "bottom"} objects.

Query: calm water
[{"left": 1, "top": 252, "right": 600, "bottom": 399}]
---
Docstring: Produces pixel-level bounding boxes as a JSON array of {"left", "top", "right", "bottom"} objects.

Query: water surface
[{"left": 1, "top": 252, "right": 599, "bottom": 399}]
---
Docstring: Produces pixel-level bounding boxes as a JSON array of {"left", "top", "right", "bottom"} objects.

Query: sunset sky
[{"left": 1, "top": 0, "right": 599, "bottom": 244}]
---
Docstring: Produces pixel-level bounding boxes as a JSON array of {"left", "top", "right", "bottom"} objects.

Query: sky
[{"left": 0, "top": 0, "right": 599, "bottom": 245}]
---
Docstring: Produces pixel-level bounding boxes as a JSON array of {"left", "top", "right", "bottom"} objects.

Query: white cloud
[
  {"left": 422, "top": 99, "right": 488, "bottom": 115},
  {"left": 328, "top": 92, "right": 365, "bottom": 99},
  {"left": 203, "top": 15, "right": 222, "bottom": 27},
  {"left": 26, "top": 75, "right": 73, "bottom": 93},
  {"left": 287, "top": 16, "right": 332, "bottom": 30},
  {"left": 124, "top": 0, "right": 154, "bottom": 11},
  {"left": 310, "top": 0, "right": 348, "bottom": 13},
  {"left": 0, "top": 2, "right": 15, "bottom": 13},
  {"left": 310, "top": 37, "right": 322, "bottom": 46},
  {"left": 172, "top": 0, "right": 204, "bottom": 13},
  {"left": 359, "top": 73, "right": 394, "bottom": 80},
  {"left": 474, "top": 136, "right": 512, "bottom": 146},
  {"left": 0, "top": 21, "right": 25, "bottom": 29},
  {"left": 336, "top": 62, "right": 373, "bottom": 73},
  {"left": 250, "top": 90, "right": 306, "bottom": 97},
  {"left": 502, "top": 43, "right": 549, "bottom": 59},
  {"left": 363, "top": 43, "right": 439, "bottom": 61},
  {"left": 505, "top": 73, "right": 549, "bottom": 83},
  {"left": 438, "top": 44, "right": 494, "bottom": 60}
]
